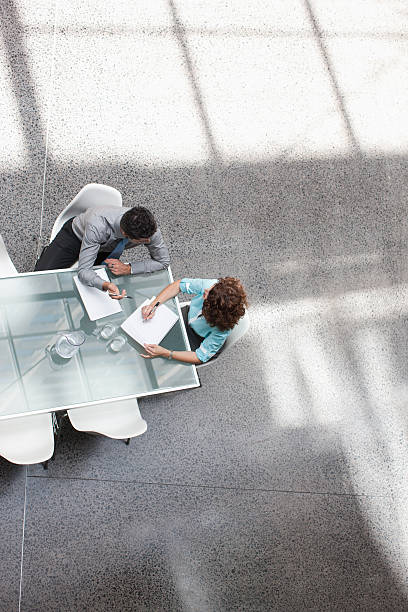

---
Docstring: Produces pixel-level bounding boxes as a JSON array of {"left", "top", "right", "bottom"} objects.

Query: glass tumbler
[
  {"left": 109, "top": 336, "right": 126, "bottom": 353},
  {"left": 100, "top": 323, "right": 116, "bottom": 340}
]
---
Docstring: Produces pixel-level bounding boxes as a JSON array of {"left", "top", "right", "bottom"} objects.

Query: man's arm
[
  {"left": 129, "top": 229, "right": 170, "bottom": 275},
  {"left": 77, "top": 224, "right": 106, "bottom": 290}
]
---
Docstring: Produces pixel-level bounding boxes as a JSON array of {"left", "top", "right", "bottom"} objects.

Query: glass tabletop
[{"left": 0, "top": 267, "right": 199, "bottom": 419}]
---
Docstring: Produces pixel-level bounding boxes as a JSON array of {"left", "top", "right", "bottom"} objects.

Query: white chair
[
  {"left": 50, "top": 183, "right": 122, "bottom": 241},
  {"left": 180, "top": 302, "right": 250, "bottom": 368},
  {"left": 0, "top": 234, "right": 18, "bottom": 277},
  {"left": 67, "top": 399, "right": 147, "bottom": 444},
  {"left": 0, "top": 413, "right": 54, "bottom": 468}
]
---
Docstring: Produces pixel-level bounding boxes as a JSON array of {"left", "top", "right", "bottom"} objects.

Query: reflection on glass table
[{"left": 0, "top": 268, "right": 199, "bottom": 419}]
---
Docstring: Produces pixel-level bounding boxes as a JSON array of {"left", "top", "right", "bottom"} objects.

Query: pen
[
  {"left": 108, "top": 293, "right": 134, "bottom": 299},
  {"left": 144, "top": 301, "right": 160, "bottom": 320},
  {"left": 150, "top": 301, "right": 160, "bottom": 314}
]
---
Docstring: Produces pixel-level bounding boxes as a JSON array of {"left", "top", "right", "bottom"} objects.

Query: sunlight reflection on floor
[{"left": 255, "top": 275, "right": 408, "bottom": 585}]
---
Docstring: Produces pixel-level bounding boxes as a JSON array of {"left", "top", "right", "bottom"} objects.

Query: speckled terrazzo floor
[{"left": 2, "top": 1, "right": 408, "bottom": 611}]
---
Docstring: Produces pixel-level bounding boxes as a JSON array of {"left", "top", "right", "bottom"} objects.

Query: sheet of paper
[
  {"left": 74, "top": 268, "right": 122, "bottom": 321},
  {"left": 121, "top": 297, "right": 179, "bottom": 346}
]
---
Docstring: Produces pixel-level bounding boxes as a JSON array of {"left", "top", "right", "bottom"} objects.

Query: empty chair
[
  {"left": 180, "top": 302, "right": 250, "bottom": 368},
  {"left": 67, "top": 399, "right": 147, "bottom": 444},
  {"left": 0, "top": 234, "right": 17, "bottom": 277},
  {"left": 50, "top": 183, "right": 122, "bottom": 241},
  {"left": 0, "top": 413, "right": 54, "bottom": 468}
]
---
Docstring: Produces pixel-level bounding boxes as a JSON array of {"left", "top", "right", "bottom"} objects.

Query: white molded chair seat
[
  {"left": 0, "top": 413, "right": 54, "bottom": 465},
  {"left": 50, "top": 183, "right": 122, "bottom": 241},
  {"left": 180, "top": 302, "right": 250, "bottom": 368},
  {"left": 67, "top": 399, "right": 147, "bottom": 440},
  {"left": 0, "top": 234, "right": 18, "bottom": 277}
]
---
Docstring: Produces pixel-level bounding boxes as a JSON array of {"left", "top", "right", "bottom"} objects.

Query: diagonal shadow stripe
[
  {"left": 0, "top": 0, "right": 46, "bottom": 161},
  {"left": 168, "top": 0, "right": 221, "bottom": 162},
  {"left": 304, "top": 0, "right": 361, "bottom": 154}
]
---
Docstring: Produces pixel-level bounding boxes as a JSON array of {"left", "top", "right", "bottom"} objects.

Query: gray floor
[{"left": 1, "top": 0, "right": 408, "bottom": 610}]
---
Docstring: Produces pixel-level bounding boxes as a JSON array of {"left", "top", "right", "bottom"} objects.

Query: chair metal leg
[
  {"left": 125, "top": 438, "right": 130, "bottom": 445},
  {"left": 54, "top": 411, "right": 66, "bottom": 445},
  {"left": 35, "top": 245, "right": 48, "bottom": 269},
  {"left": 49, "top": 411, "right": 67, "bottom": 464},
  {"left": 42, "top": 460, "right": 49, "bottom": 470}
]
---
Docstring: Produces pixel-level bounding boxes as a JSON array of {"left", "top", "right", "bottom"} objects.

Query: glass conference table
[{"left": 0, "top": 267, "right": 199, "bottom": 420}]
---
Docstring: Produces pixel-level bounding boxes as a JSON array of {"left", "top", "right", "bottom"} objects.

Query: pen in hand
[
  {"left": 143, "top": 301, "right": 160, "bottom": 320},
  {"left": 108, "top": 293, "right": 134, "bottom": 299}
]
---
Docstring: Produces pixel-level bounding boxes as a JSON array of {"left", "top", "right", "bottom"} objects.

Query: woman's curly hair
[{"left": 202, "top": 277, "right": 248, "bottom": 332}]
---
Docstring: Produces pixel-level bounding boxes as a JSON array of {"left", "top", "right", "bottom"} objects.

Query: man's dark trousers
[{"left": 35, "top": 218, "right": 108, "bottom": 270}]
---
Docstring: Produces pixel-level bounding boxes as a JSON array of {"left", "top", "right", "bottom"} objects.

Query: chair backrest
[
  {"left": 68, "top": 398, "right": 147, "bottom": 439},
  {"left": 224, "top": 310, "right": 250, "bottom": 350},
  {"left": 0, "top": 234, "right": 17, "bottom": 277},
  {"left": 0, "top": 413, "right": 54, "bottom": 465},
  {"left": 50, "top": 183, "right": 122, "bottom": 240},
  {"left": 197, "top": 310, "right": 250, "bottom": 368}
]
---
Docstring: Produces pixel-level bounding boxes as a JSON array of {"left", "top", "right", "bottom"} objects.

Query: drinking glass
[
  {"left": 109, "top": 336, "right": 126, "bottom": 353},
  {"left": 100, "top": 323, "right": 116, "bottom": 340}
]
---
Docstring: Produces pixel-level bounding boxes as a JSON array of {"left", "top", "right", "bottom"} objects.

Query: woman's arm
[
  {"left": 141, "top": 344, "right": 202, "bottom": 364},
  {"left": 140, "top": 278, "right": 202, "bottom": 363},
  {"left": 142, "top": 279, "right": 181, "bottom": 319}
]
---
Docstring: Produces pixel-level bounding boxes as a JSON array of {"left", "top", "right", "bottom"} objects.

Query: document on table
[
  {"left": 121, "top": 297, "right": 178, "bottom": 346},
  {"left": 74, "top": 268, "right": 122, "bottom": 321}
]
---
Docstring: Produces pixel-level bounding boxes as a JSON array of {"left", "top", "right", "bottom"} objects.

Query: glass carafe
[{"left": 54, "top": 331, "right": 86, "bottom": 359}]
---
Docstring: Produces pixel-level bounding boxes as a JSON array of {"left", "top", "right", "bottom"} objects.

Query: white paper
[
  {"left": 121, "top": 297, "right": 179, "bottom": 346},
  {"left": 74, "top": 268, "right": 122, "bottom": 321}
]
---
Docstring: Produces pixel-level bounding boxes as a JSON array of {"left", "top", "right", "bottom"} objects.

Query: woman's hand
[
  {"left": 141, "top": 304, "right": 156, "bottom": 320},
  {"left": 141, "top": 344, "right": 169, "bottom": 359}
]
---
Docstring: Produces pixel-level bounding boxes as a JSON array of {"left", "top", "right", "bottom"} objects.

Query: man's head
[{"left": 120, "top": 207, "right": 157, "bottom": 243}]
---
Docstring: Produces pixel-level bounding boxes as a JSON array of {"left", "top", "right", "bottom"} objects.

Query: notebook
[
  {"left": 74, "top": 268, "right": 122, "bottom": 321},
  {"left": 121, "top": 297, "right": 179, "bottom": 347}
]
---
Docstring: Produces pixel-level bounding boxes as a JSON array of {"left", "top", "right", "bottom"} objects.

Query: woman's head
[{"left": 202, "top": 277, "right": 248, "bottom": 331}]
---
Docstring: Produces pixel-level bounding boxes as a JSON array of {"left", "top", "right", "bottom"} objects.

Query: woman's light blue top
[{"left": 180, "top": 278, "right": 231, "bottom": 363}]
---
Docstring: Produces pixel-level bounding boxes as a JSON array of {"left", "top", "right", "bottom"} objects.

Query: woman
[{"left": 141, "top": 277, "right": 248, "bottom": 364}]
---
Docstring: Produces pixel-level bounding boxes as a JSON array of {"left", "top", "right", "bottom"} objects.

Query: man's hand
[
  {"left": 105, "top": 259, "right": 131, "bottom": 276},
  {"left": 141, "top": 344, "right": 169, "bottom": 359},
  {"left": 102, "top": 281, "right": 126, "bottom": 300}
]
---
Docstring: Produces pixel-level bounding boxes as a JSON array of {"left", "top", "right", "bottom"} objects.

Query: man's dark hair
[{"left": 120, "top": 207, "right": 157, "bottom": 239}]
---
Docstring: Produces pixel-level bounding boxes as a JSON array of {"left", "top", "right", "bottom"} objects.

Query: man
[{"left": 35, "top": 206, "right": 170, "bottom": 299}]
